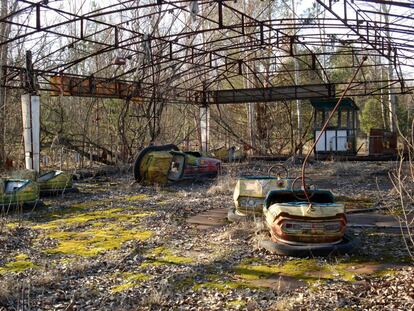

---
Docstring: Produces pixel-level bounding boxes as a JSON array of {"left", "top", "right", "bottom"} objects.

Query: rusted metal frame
[
  {"left": 208, "top": 84, "right": 336, "bottom": 104},
  {"left": 32, "top": 7, "right": 188, "bottom": 67},
  {"left": 3, "top": 1, "right": 410, "bottom": 98},
  {"left": 165, "top": 1, "right": 283, "bottom": 67},
  {"left": 139, "top": 50, "right": 242, "bottom": 89},
  {"left": 360, "top": 9, "right": 414, "bottom": 22},
  {"left": 168, "top": 1, "right": 328, "bottom": 84},
  {"left": 171, "top": 62, "right": 244, "bottom": 91},
  {"left": 186, "top": 72, "right": 244, "bottom": 94},
  {"left": 6, "top": 21, "right": 116, "bottom": 59},
  {"left": 355, "top": 0, "right": 414, "bottom": 9},
  {"left": 41, "top": 75, "right": 193, "bottom": 104},
  {"left": 187, "top": 28, "right": 296, "bottom": 57},
  {"left": 53, "top": 35, "right": 156, "bottom": 73},
  {"left": 145, "top": 44, "right": 262, "bottom": 90},
  {"left": 236, "top": 47, "right": 301, "bottom": 89},
  {"left": 346, "top": 0, "right": 407, "bottom": 90},
  {"left": 84, "top": 0, "right": 214, "bottom": 20},
  {"left": 250, "top": 8, "right": 329, "bottom": 83},
  {"left": 134, "top": 53, "right": 239, "bottom": 90},
  {"left": 192, "top": 29, "right": 326, "bottom": 86},
  {"left": 13, "top": 64, "right": 414, "bottom": 99},
  {"left": 1, "top": 12, "right": 121, "bottom": 50},
  {"left": 84, "top": 1, "right": 172, "bottom": 19},
  {"left": 337, "top": 84, "right": 413, "bottom": 97},
  {"left": 113, "top": 38, "right": 384, "bottom": 91},
  {"left": 166, "top": 49, "right": 252, "bottom": 88},
  {"left": 333, "top": 77, "right": 414, "bottom": 90},
  {"left": 106, "top": 21, "right": 276, "bottom": 84},
  {"left": 105, "top": 32, "right": 246, "bottom": 84},
  {"left": 4, "top": 1, "right": 308, "bottom": 86},
  {"left": 2, "top": 65, "right": 413, "bottom": 100},
  {"left": 360, "top": 80, "right": 406, "bottom": 97},
  {"left": 315, "top": 0, "right": 405, "bottom": 89},
  {"left": 0, "top": 4, "right": 33, "bottom": 23},
  {"left": 353, "top": 12, "right": 414, "bottom": 42},
  {"left": 220, "top": 2, "right": 331, "bottom": 85},
  {"left": 33, "top": 11, "right": 183, "bottom": 65},
  {"left": 1, "top": 64, "right": 195, "bottom": 102},
  {"left": 56, "top": 22, "right": 243, "bottom": 79},
  {"left": 164, "top": 0, "right": 228, "bottom": 31},
  {"left": 12, "top": 0, "right": 410, "bottom": 66},
  {"left": 239, "top": 62, "right": 406, "bottom": 75},
  {"left": 11, "top": 42, "right": 412, "bottom": 92},
  {"left": 271, "top": 23, "right": 414, "bottom": 41},
  {"left": 6, "top": 0, "right": 184, "bottom": 56},
  {"left": 185, "top": 45, "right": 279, "bottom": 90},
  {"left": 300, "top": 38, "right": 414, "bottom": 53}
]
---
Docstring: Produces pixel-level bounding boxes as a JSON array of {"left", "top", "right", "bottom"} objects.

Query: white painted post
[
  {"left": 21, "top": 94, "right": 40, "bottom": 173},
  {"left": 200, "top": 106, "right": 209, "bottom": 153}
]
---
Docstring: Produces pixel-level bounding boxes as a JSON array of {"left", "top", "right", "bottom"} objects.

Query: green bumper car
[
  {"left": 37, "top": 170, "right": 76, "bottom": 195},
  {"left": 0, "top": 178, "right": 40, "bottom": 208}
]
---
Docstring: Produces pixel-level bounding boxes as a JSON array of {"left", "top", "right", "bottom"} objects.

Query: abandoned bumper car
[
  {"left": 230, "top": 166, "right": 356, "bottom": 256},
  {"left": 134, "top": 144, "right": 221, "bottom": 185},
  {"left": 0, "top": 178, "right": 40, "bottom": 208},
  {"left": 229, "top": 164, "right": 290, "bottom": 221},
  {"left": 261, "top": 179, "right": 356, "bottom": 257},
  {"left": 37, "top": 170, "right": 76, "bottom": 195},
  {"left": 0, "top": 170, "right": 75, "bottom": 208},
  {"left": 10, "top": 169, "right": 75, "bottom": 196}
]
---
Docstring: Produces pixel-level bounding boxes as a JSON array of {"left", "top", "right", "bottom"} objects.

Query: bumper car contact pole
[{"left": 300, "top": 55, "right": 368, "bottom": 207}]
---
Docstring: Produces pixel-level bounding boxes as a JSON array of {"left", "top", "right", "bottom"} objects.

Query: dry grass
[
  {"left": 207, "top": 174, "right": 236, "bottom": 195},
  {"left": 141, "top": 281, "right": 172, "bottom": 307},
  {"left": 32, "top": 270, "right": 62, "bottom": 288},
  {"left": 0, "top": 279, "right": 13, "bottom": 306}
]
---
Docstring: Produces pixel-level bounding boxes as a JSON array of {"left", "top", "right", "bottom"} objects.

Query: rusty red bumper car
[{"left": 134, "top": 144, "right": 221, "bottom": 185}]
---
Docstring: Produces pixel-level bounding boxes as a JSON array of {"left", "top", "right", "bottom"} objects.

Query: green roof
[{"left": 310, "top": 98, "right": 359, "bottom": 110}]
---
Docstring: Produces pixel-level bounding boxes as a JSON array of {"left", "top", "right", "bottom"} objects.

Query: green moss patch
[
  {"left": 193, "top": 277, "right": 248, "bottom": 292},
  {"left": 111, "top": 272, "right": 151, "bottom": 293},
  {"left": 234, "top": 258, "right": 400, "bottom": 284},
  {"left": 33, "top": 207, "right": 153, "bottom": 230},
  {"left": 141, "top": 246, "right": 193, "bottom": 267},
  {"left": 45, "top": 226, "right": 152, "bottom": 257},
  {"left": 0, "top": 260, "right": 37, "bottom": 274},
  {"left": 234, "top": 259, "right": 332, "bottom": 283},
  {"left": 226, "top": 299, "right": 246, "bottom": 308},
  {"left": 125, "top": 194, "right": 149, "bottom": 202},
  {"left": 15, "top": 253, "right": 29, "bottom": 261}
]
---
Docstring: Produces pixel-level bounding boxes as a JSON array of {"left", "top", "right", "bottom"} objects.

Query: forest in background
[{"left": 0, "top": 0, "right": 413, "bottom": 169}]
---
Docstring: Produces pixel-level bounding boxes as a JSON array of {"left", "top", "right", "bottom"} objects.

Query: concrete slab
[{"left": 187, "top": 208, "right": 228, "bottom": 229}]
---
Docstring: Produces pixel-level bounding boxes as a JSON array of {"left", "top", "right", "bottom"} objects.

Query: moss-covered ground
[{"left": 0, "top": 163, "right": 411, "bottom": 310}]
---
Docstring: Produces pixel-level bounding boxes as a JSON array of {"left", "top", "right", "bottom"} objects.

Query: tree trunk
[
  {"left": 382, "top": 4, "right": 397, "bottom": 132},
  {"left": 0, "top": 0, "right": 8, "bottom": 167}
]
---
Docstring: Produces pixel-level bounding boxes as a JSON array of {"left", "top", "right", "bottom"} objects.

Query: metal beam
[{"left": 208, "top": 84, "right": 336, "bottom": 104}]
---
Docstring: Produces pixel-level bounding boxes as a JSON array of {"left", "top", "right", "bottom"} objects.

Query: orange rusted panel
[{"left": 50, "top": 76, "right": 143, "bottom": 102}]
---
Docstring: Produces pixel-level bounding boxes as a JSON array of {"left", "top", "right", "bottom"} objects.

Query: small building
[{"left": 310, "top": 98, "right": 359, "bottom": 156}]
